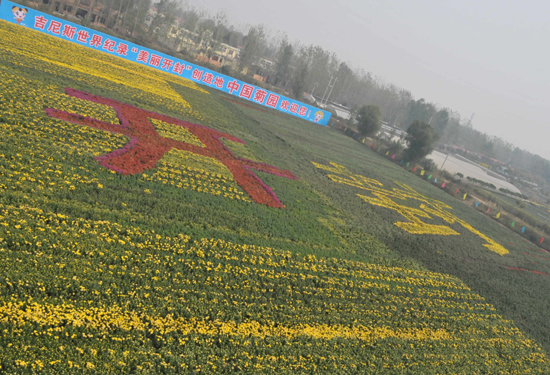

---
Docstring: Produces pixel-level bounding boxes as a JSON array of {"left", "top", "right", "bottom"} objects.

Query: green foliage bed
[{"left": 0, "top": 20, "right": 549, "bottom": 373}]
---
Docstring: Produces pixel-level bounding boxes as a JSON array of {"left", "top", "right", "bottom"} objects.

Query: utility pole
[
  {"left": 393, "top": 115, "right": 399, "bottom": 127},
  {"left": 310, "top": 82, "right": 318, "bottom": 97},
  {"left": 440, "top": 134, "right": 455, "bottom": 172},
  {"left": 320, "top": 76, "right": 333, "bottom": 107},
  {"left": 467, "top": 113, "right": 475, "bottom": 128},
  {"left": 324, "top": 77, "right": 338, "bottom": 106}
]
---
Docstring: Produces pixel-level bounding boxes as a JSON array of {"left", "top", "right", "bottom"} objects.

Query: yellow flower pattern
[
  {"left": 0, "top": 17, "right": 547, "bottom": 373},
  {"left": 313, "top": 162, "right": 509, "bottom": 255}
]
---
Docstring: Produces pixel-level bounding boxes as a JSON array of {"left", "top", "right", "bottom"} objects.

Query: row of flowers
[
  {"left": 141, "top": 149, "right": 252, "bottom": 202},
  {"left": 1, "top": 19, "right": 549, "bottom": 373},
  {"left": 1, "top": 202, "right": 549, "bottom": 373}
]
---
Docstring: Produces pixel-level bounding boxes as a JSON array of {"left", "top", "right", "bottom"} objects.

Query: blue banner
[{"left": 0, "top": 0, "right": 331, "bottom": 125}]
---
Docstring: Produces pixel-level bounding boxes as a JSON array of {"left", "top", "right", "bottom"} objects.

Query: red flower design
[{"left": 46, "top": 88, "right": 297, "bottom": 208}]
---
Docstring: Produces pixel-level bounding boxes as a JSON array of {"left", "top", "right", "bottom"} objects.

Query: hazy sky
[{"left": 187, "top": 0, "right": 550, "bottom": 160}]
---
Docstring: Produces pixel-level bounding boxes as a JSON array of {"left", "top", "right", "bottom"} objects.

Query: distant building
[
  {"left": 34, "top": 0, "right": 112, "bottom": 25},
  {"left": 161, "top": 25, "right": 240, "bottom": 69},
  {"left": 519, "top": 178, "right": 538, "bottom": 188},
  {"left": 315, "top": 101, "right": 351, "bottom": 120},
  {"left": 380, "top": 123, "right": 406, "bottom": 137},
  {"left": 328, "top": 104, "right": 351, "bottom": 120},
  {"left": 211, "top": 43, "right": 240, "bottom": 67},
  {"left": 258, "top": 57, "right": 275, "bottom": 70},
  {"left": 195, "top": 42, "right": 240, "bottom": 69},
  {"left": 144, "top": 7, "right": 157, "bottom": 27},
  {"left": 303, "top": 92, "right": 316, "bottom": 104}
]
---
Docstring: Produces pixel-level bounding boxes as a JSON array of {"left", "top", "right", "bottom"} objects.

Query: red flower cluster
[
  {"left": 522, "top": 251, "right": 550, "bottom": 261},
  {"left": 506, "top": 267, "right": 549, "bottom": 276},
  {"left": 46, "top": 88, "right": 298, "bottom": 208}
]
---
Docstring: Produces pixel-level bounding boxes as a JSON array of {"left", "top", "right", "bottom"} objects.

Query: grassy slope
[
  {"left": 0, "top": 20, "right": 549, "bottom": 372},
  {"left": 188, "top": 89, "right": 550, "bottom": 351}
]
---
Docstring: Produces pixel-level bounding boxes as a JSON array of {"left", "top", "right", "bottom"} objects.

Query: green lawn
[{"left": 0, "top": 19, "right": 549, "bottom": 373}]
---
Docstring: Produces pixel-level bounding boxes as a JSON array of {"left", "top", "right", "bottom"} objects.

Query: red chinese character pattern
[
  {"left": 149, "top": 54, "right": 162, "bottom": 67},
  {"left": 298, "top": 106, "right": 308, "bottom": 116},
  {"left": 253, "top": 90, "right": 267, "bottom": 104},
  {"left": 136, "top": 50, "right": 149, "bottom": 63},
  {"left": 227, "top": 80, "right": 240, "bottom": 94},
  {"left": 160, "top": 59, "right": 173, "bottom": 70},
  {"left": 47, "top": 20, "right": 61, "bottom": 34},
  {"left": 203, "top": 73, "right": 214, "bottom": 84},
  {"left": 214, "top": 76, "right": 224, "bottom": 88},
  {"left": 265, "top": 94, "right": 279, "bottom": 108},
  {"left": 192, "top": 69, "right": 203, "bottom": 81},
  {"left": 239, "top": 85, "right": 254, "bottom": 100},
  {"left": 45, "top": 88, "right": 298, "bottom": 208},
  {"left": 103, "top": 39, "right": 116, "bottom": 52},
  {"left": 280, "top": 100, "right": 290, "bottom": 111},
  {"left": 76, "top": 30, "right": 89, "bottom": 43},
  {"left": 172, "top": 62, "right": 185, "bottom": 75},
  {"left": 89, "top": 34, "right": 102, "bottom": 47},
  {"left": 34, "top": 16, "right": 48, "bottom": 30},
  {"left": 289, "top": 103, "right": 299, "bottom": 113},
  {"left": 116, "top": 43, "right": 128, "bottom": 56},
  {"left": 61, "top": 25, "right": 76, "bottom": 39}
]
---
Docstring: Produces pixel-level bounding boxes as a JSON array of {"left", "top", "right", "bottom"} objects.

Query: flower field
[{"left": 1, "top": 19, "right": 550, "bottom": 373}]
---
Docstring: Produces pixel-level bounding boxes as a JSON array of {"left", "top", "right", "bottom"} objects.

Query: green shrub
[{"left": 419, "top": 158, "right": 437, "bottom": 172}]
